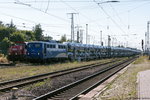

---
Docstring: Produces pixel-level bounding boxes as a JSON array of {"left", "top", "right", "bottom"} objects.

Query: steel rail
[
  {"left": 0, "top": 59, "right": 119, "bottom": 92},
  {"left": 0, "top": 63, "right": 15, "bottom": 66},
  {"left": 70, "top": 58, "right": 136, "bottom": 100},
  {"left": 33, "top": 57, "right": 137, "bottom": 100}
]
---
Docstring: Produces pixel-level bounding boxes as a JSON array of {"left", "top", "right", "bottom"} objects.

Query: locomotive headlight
[
  {"left": 28, "top": 53, "right": 29, "bottom": 55},
  {"left": 15, "top": 53, "right": 17, "bottom": 55},
  {"left": 38, "top": 53, "right": 40, "bottom": 55}
]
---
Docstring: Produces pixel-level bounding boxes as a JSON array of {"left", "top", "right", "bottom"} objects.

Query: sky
[{"left": 0, "top": 0, "right": 150, "bottom": 50}]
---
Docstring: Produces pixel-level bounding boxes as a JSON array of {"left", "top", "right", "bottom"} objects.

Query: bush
[
  {"left": 0, "top": 53, "right": 4, "bottom": 57},
  {"left": 0, "top": 56, "right": 8, "bottom": 63}
]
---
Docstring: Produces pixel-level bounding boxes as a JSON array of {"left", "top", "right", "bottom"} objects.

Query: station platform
[{"left": 138, "top": 70, "right": 150, "bottom": 100}]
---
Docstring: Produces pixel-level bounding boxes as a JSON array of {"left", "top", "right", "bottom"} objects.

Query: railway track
[
  {"left": 0, "top": 58, "right": 121, "bottom": 92},
  {"left": 33, "top": 57, "right": 137, "bottom": 100},
  {"left": 0, "top": 63, "right": 15, "bottom": 67}
]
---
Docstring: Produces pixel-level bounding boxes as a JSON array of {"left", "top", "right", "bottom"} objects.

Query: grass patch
[
  {"left": 99, "top": 56, "right": 150, "bottom": 100},
  {"left": 26, "top": 78, "right": 51, "bottom": 91},
  {"left": 133, "top": 56, "right": 147, "bottom": 64},
  {"left": 0, "top": 58, "right": 121, "bottom": 82}
]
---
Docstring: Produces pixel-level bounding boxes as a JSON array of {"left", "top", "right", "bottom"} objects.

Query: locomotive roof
[
  {"left": 28, "top": 41, "right": 66, "bottom": 45},
  {"left": 15, "top": 41, "right": 28, "bottom": 44}
]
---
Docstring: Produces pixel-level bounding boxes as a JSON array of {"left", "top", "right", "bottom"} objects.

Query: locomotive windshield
[{"left": 28, "top": 43, "right": 41, "bottom": 48}]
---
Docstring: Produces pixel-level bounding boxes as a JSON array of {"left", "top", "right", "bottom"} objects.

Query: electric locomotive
[
  {"left": 7, "top": 41, "right": 27, "bottom": 61},
  {"left": 26, "top": 41, "right": 68, "bottom": 62}
]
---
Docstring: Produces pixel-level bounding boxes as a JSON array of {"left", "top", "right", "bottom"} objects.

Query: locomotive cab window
[
  {"left": 47, "top": 44, "right": 50, "bottom": 48},
  {"left": 49, "top": 44, "right": 56, "bottom": 48},
  {"left": 28, "top": 43, "right": 41, "bottom": 48},
  {"left": 58, "top": 45, "right": 66, "bottom": 49},
  {"left": 35, "top": 44, "right": 41, "bottom": 48},
  {"left": 28, "top": 44, "right": 32, "bottom": 48},
  {"left": 58, "top": 45, "right": 61, "bottom": 49},
  {"left": 53, "top": 45, "right": 56, "bottom": 48}
]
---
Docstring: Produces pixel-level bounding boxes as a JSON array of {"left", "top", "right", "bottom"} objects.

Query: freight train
[
  {"left": 8, "top": 40, "right": 141, "bottom": 62},
  {"left": 26, "top": 41, "right": 141, "bottom": 62}
]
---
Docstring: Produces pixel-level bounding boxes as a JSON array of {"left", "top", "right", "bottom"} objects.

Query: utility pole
[
  {"left": 112, "top": 37, "right": 114, "bottom": 47},
  {"left": 77, "top": 30, "right": 79, "bottom": 43},
  {"left": 86, "top": 24, "right": 88, "bottom": 44},
  {"left": 80, "top": 29, "right": 83, "bottom": 44},
  {"left": 75, "top": 25, "right": 82, "bottom": 43},
  {"left": 145, "top": 32, "right": 147, "bottom": 52},
  {"left": 67, "top": 13, "right": 78, "bottom": 42},
  {"left": 88, "top": 35, "right": 90, "bottom": 44},
  {"left": 142, "top": 39, "right": 144, "bottom": 51},
  {"left": 147, "top": 21, "right": 150, "bottom": 59},
  {"left": 145, "top": 21, "right": 150, "bottom": 54},
  {"left": 108, "top": 35, "right": 111, "bottom": 47},
  {"left": 100, "top": 30, "right": 103, "bottom": 46},
  {"left": 147, "top": 21, "right": 150, "bottom": 53}
]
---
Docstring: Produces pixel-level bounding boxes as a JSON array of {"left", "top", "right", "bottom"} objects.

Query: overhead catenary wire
[
  {"left": 2, "top": 0, "right": 148, "bottom": 31},
  {"left": 13, "top": 0, "right": 150, "bottom": 34},
  {"left": 45, "top": 0, "right": 50, "bottom": 12},
  {"left": 127, "top": 0, "right": 150, "bottom": 12},
  {"left": 93, "top": 0, "right": 126, "bottom": 34},
  {"left": 0, "top": 11, "right": 37, "bottom": 24},
  {"left": 0, "top": 0, "right": 147, "bottom": 42},
  {"left": 59, "top": 0, "right": 104, "bottom": 34},
  {"left": 111, "top": 0, "right": 150, "bottom": 17},
  {"left": 17, "top": 0, "right": 150, "bottom": 3},
  {"left": 14, "top": 0, "right": 70, "bottom": 23},
  {"left": 18, "top": 0, "right": 97, "bottom": 3},
  {"left": 108, "top": 3, "right": 126, "bottom": 29},
  {"left": 108, "top": 3, "right": 129, "bottom": 43},
  {"left": 0, "top": 11, "right": 67, "bottom": 28}
]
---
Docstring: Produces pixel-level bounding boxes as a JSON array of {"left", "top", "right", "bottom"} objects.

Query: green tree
[
  {"left": 0, "top": 20, "right": 16, "bottom": 42},
  {"left": 33, "top": 24, "right": 43, "bottom": 41},
  {"left": 6, "top": 20, "right": 16, "bottom": 29},
  {"left": 60, "top": 34, "right": 67, "bottom": 43},
  {"left": 21, "top": 30, "right": 35, "bottom": 41},
  {"left": 43, "top": 36, "right": 53, "bottom": 41},
  {"left": 10, "top": 31, "right": 25, "bottom": 42},
  {"left": 0, "top": 27, "right": 10, "bottom": 42},
  {"left": 0, "top": 37, "right": 10, "bottom": 55},
  {"left": 6, "top": 20, "right": 16, "bottom": 34},
  {"left": 0, "top": 21, "right": 4, "bottom": 27}
]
